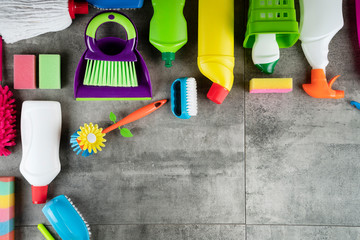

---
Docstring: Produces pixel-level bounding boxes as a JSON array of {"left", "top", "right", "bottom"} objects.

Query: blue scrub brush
[
  {"left": 171, "top": 77, "right": 198, "bottom": 119},
  {"left": 42, "top": 195, "right": 91, "bottom": 240},
  {"left": 87, "top": 0, "right": 144, "bottom": 9},
  {"left": 351, "top": 101, "right": 360, "bottom": 111}
]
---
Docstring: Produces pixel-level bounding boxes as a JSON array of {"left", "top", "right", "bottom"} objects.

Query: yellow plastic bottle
[{"left": 198, "top": 0, "right": 234, "bottom": 104}]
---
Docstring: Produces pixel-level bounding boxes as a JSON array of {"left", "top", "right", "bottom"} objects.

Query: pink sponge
[
  {"left": 14, "top": 55, "right": 36, "bottom": 89},
  {"left": 0, "top": 85, "right": 16, "bottom": 156}
]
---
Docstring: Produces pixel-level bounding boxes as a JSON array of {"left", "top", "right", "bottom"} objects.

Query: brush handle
[
  {"left": 103, "top": 99, "right": 167, "bottom": 134},
  {"left": 37, "top": 224, "right": 55, "bottom": 240},
  {"left": 86, "top": 12, "right": 136, "bottom": 40},
  {"left": 85, "top": 11, "right": 137, "bottom": 61}
]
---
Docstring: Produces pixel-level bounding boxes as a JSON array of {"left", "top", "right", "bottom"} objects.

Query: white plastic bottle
[
  {"left": 20, "top": 101, "right": 62, "bottom": 204},
  {"left": 300, "top": 0, "right": 344, "bottom": 99},
  {"left": 252, "top": 34, "right": 280, "bottom": 74},
  {"left": 299, "top": 0, "right": 343, "bottom": 70}
]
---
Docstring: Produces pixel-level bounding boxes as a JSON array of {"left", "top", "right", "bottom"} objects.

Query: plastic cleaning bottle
[
  {"left": 149, "top": 0, "right": 187, "bottom": 68},
  {"left": 20, "top": 101, "right": 62, "bottom": 204},
  {"left": 252, "top": 34, "right": 280, "bottom": 74},
  {"left": 198, "top": 0, "right": 234, "bottom": 104},
  {"left": 243, "top": 0, "right": 299, "bottom": 74},
  {"left": 300, "top": 0, "right": 344, "bottom": 99}
]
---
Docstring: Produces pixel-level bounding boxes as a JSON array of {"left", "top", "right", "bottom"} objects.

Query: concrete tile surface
[
  {"left": 0, "top": 0, "right": 245, "bottom": 234},
  {"left": 1, "top": 0, "right": 359, "bottom": 239},
  {"left": 247, "top": 225, "right": 360, "bottom": 240},
  {"left": 16, "top": 225, "right": 245, "bottom": 240},
  {"left": 245, "top": 0, "right": 360, "bottom": 226}
]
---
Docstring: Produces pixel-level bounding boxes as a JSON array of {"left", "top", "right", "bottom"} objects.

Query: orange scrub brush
[
  {"left": 0, "top": 37, "right": 16, "bottom": 156},
  {"left": 70, "top": 99, "right": 167, "bottom": 157}
]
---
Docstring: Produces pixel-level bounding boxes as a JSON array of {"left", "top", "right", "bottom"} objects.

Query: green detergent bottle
[
  {"left": 243, "top": 0, "right": 299, "bottom": 74},
  {"left": 149, "top": 0, "right": 187, "bottom": 68}
]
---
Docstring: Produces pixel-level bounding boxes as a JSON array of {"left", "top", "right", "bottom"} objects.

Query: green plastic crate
[{"left": 243, "top": 0, "right": 299, "bottom": 48}]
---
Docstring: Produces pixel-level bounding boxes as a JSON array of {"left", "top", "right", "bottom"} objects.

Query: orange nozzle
[{"left": 302, "top": 69, "right": 344, "bottom": 99}]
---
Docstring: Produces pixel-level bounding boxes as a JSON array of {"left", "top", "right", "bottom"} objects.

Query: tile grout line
[
  {"left": 17, "top": 223, "right": 248, "bottom": 227},
  {"left": 18, "top": 223, "right": 360, "bottom": 228},
  {"left": 246, "top": 223, "right": 360, "bottom": 228},
  {"left": 243, "top": 54, "right": 247, "bottom": 239},
  {"left": 243, "top": 1, "right": 248, "bottom": 240}
]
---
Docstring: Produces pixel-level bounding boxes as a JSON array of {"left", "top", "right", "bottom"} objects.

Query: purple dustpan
[{"left": 74, "top": 11, "right": 152, "bottom": 101}]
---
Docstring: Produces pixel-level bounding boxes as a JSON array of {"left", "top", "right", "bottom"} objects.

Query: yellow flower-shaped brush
[
  {"left": 77, "top": 123, "right": 106, "bottom": 154},
  {"left": 70, "top": 100, "right": 167, "bottom": 157}
]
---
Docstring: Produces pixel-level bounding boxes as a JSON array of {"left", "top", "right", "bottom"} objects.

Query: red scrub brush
[{"left": 0, "top": 37, "right": 16, "bottom": 156}]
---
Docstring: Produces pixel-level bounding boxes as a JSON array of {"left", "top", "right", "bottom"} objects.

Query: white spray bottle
[{"left": 300, "top": 0, "right": 344, "bottom": 99}]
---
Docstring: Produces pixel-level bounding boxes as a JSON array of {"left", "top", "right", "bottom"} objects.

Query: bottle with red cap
[
  {"left": 198, "top": 0, "right": 234, "bottom": 104},
  {"left": 19, "top": 101, "right": 62, "bottom": 204}
]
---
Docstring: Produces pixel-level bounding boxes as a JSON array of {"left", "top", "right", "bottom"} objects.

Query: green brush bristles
[{"left": 84, "top": 60, "right": 138, "bottom": 87}]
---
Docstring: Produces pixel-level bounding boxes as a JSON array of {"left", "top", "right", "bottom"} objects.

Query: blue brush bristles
[{"left": 70, "top": 130, "right": 93, "bottom": 157}]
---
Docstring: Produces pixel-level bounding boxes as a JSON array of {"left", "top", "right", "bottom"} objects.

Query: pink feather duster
[
  {"left": 0, "top": 37, "right": 16, "bottom": 156},
  {"left": 0, "top": 85, "right": 16, "bottom": 156}
]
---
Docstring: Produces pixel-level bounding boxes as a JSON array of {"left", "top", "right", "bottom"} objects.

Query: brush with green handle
[{"left": 38, "top": 224, "right": 56, "bottom": 240}]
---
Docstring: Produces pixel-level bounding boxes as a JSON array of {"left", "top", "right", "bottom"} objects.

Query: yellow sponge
[{"left": 250, "top": 78, "right": 292, "bottom": 93}]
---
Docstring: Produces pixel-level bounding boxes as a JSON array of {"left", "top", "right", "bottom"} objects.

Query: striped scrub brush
[{"left": 0, "top": 37, "right": 16, "bottom": 156}]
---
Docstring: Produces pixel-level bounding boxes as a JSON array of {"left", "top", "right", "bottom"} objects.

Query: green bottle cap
[
  {"left": 162, "top": 52, "right": 175, "bottom": 68},
  {"left": 255, "top": 60, "right": 279, "bottom": 74}
]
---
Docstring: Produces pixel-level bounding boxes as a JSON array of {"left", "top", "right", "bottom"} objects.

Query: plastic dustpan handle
[
  {"left": 103, "top": 100, "right": 167, "bottom": 134},
  {"left": 84, "top": 11, "right": 138, "bottom": 60},
  {"left": 86, "top": 12, "right": 136, "bottom": 40}
]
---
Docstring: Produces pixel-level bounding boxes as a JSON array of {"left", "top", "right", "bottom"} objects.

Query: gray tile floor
[{"left": 1, "top": 0, "right": 359, "bottom": 239}]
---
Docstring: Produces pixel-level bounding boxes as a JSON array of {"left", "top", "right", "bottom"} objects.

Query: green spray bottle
[{"left": 149, "top": 0, "right": 187, "bottom": 68}]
